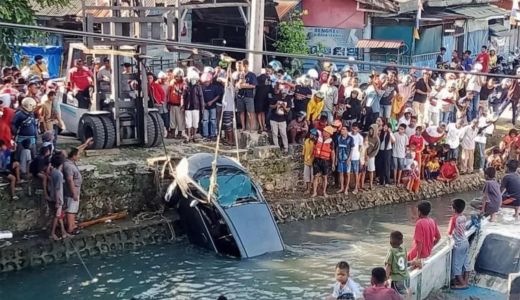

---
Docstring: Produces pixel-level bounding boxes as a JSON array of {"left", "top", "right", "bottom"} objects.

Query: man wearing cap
[
  {"left": 68, "top": 59, "right": 93, "bottom": 109},
  {"left": 30, "top": 55, "right": 48, "bottom": 79},
  {"left": 288, "top": 111, "right": 308, "bottom": 144},
  {"left": 399, "top": 107, "right": 414, "bottom": 127},
  {"left": 459, "top": 119, "right": 479, "bottom": 174}
]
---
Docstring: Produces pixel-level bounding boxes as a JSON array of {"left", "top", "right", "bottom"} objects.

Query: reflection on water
[{"left": 0, "top": 191, "right": 481, "bottom": 300}]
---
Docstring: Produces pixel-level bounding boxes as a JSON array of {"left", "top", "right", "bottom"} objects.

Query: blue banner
[{"left": 13, "top": 46, "right": 63, "bottom": 79}]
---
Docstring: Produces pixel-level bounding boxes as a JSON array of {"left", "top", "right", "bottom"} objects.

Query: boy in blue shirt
[{"left": 336, "top": 126, "right": 354, "bottom": 195}]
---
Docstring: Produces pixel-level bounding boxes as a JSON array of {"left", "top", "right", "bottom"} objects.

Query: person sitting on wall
[
  {"left": 288, "top": 111, "right": 309, "bottom": 145},
  {"left": 501, "top": 159, "right": 520, "bottom": 220}
]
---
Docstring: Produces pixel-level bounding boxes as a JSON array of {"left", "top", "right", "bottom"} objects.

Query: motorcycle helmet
[
  {"left": 187, "top": 69, "right": 200, "bottom": 83},
  {"left": 268, "top": 60, "right": 283, "bottom": 72},
  {"left": 21, "top": 97, "right": 37, "bottom": 112},
  {"left": 200, "top": 72, "right": 213, "bottom": 83},
  {"left": 434, "top": 78, "right": 445, "bottom": 88},
  {"left": 307, "top": 69, "right": 319, "bottom": 80},
  {"left": 172, "top": 68, "right": 184, "bottom": 77},
  {"left": 203, "top": 66, "right": 215, "bottom": 74},
  {"left": 157, "top": 71, "right": 167, "bottom": 79}
]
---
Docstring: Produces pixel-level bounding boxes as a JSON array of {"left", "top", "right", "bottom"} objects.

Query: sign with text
[{"left": 305, "top": 27, "right": 362, "bottom": 57}]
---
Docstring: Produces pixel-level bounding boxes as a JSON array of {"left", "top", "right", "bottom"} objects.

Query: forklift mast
[{"left": 81, "top": 0, "right": 177, "bottom": 147}]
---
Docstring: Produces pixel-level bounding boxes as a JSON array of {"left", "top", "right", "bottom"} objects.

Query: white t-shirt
[
  {"left": 332, "top": 278, "right": 362, "bottom": 299},
  {"left": 392, "top": 132, "right": 409, "bottom": 158},
  {"left": 474, "top": 116, "right": 494, "bottom": 144},
  {"left": 466, "top": 74, "right": 484, "bottom": 93},
  {"left": 428, "top": 89, "right": 442, "bottom": 113},
  {"left": 461, "top": 125, "right": 479, "bottom": 150},
  {"left": 351, "top": 133, "right": 364, "bottom": 161},
  {"left": 398, "top": 116, "right": 410, "bottom": 127},
  {"left": 405, "top": 125, "right": 416, "bottom": 139},
  {"left": 445, "top": 123, "right": 463, "bottom": 149},
  {"left": 222, "top": 85, "right": 236, "bottom": 112}
]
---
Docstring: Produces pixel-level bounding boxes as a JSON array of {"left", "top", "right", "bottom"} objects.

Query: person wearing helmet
[
  {"left": 254, "top": 65, "right": 274, "bottom": 133},
  {"left": 12, "top": 97, "right": 38, "bottom": 159},
  {"left": 293, "top": 76, "right": 313, "bottom": 119},
  {"left": 30, "top": 55, "right": 49, "bottom": 79},
  {"left": 183, "top": 70, "right": 204, "bottom": 142},
  {"left": 167, "top": 68, "right": 186, "bottom": 139},
  {"left": 307, "top": 92, "right": 325, "bottom": 123},
  {"left": 201, "top": 72, "right": 219, "bottom": 140},
  {"left": 96, "top": 57, "right": 112, "bottom": 110},
  {"left": 148, "top": 72, "right": 168, "bottom": 138}
]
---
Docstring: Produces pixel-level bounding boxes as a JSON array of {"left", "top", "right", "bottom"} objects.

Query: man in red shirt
[
  {"left": 475, "top": 46, "right": 490, "bottom": 73},
  {"left": 68, "top": 59, "right": 93, "bottom": 109},
  {"left": 0, "top": 94, "right": 14, "bottom": 148},
  {"left": 408, "top": 201, "right": 441, "bottom": 267}
]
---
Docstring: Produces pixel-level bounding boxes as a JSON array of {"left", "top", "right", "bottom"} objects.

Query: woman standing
[{"left": 376, "top": 122, "right": 395, "bottom": 186}]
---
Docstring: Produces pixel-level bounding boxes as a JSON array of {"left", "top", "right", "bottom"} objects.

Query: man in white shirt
[
  {"left": 465, "top": 63, "right": 486, "bottom": 122},
  {"left": 393, "top": 124, "right": 409, "bottom": 186},
  {"left": 350, "top": 123, "right": 364, "bottom": 194},
  {"left": 320, "top": 75, "right": 339, "bottom": 124},
  {"left": 445, "top": 120, "right": 464, "bottom": 160},
  {"left": 460, "top": 119, "right": 479, "bottom": 174},
  {"left": 475, "top": 111, "right": 495, "bottom": 171},
  {"left": 399, "top": 107, "right": 414, "bottom": 127},
  {"left": 405, "top": 116, "right": 418, "bottom": 138}
]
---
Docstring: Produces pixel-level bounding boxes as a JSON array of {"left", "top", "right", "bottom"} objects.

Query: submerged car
[{"left": 164, "top": 153, "right": 284, "bottom": 258}]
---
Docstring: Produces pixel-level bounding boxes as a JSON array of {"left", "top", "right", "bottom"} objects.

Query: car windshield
[{"left": 197, "top": 169, "right": 259, "bottom": 207}]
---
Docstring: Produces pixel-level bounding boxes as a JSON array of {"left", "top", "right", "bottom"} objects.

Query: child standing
[
  {"left": 350, "top": 123, "right": 364, "bottom": 194},
  {"left": 335, "top": 126, "right": 354, "bottom": 195},
  {"left": 407, "top": 161, "right": 421, "bottom": 193},
  {"left": 326, "top": 261, "right": 362, "bottom": 300},
  {"left": 393, "top": 124, "right": 409, "bottom": 187},
  {"left": 408, "top": 201, "right": 441, "bottom": 268},
  {"left": 385, "top": 231, "right": 409, "bottom": 297},
  {"left": 448, "top": 198, "right": 470, "bottom": 288},
  {"left": 303, "top": 129, "right": 318, "bottom": 194},
  {"left": 359, "top": 136, "right": 368, "bottom": 191},
  {"left": 480, "top": 167, "right": 502, "bottom": 222},
  {"left": 312, "top": 126, "right": 336, "bottom": 198}
]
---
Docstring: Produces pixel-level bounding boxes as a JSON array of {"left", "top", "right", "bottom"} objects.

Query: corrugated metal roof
[
  {"left": 357, "top": 0, "right": 399, "bottom": 12},
  {"left": 356, "top": 39, "right": 404, "bottom": 49},
  {"left": 489, "top": 23, "right": 512, "bottom": 36},
  {"left": 447, "top": 5, "right": 509, "bottom": 20},
  {"left": 275, "top": 0, "right": 300, "bottom": 19}
]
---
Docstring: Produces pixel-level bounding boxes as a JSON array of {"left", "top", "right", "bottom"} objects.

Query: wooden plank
[{"left": 85, "top": 148, "right": 121, "bottom": 157}]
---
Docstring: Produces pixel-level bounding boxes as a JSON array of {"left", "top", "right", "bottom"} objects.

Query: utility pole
[{"left": 247, "top": 0, "right": 265, "bottom": 73}]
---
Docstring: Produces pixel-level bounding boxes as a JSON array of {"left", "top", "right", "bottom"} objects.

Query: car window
[{"left": 197, "top": 171, "right": 259, "bottom": 207}]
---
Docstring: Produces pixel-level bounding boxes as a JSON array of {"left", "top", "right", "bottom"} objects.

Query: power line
[{"left": 0, "top": 21, "right": 519, "bottom": 79}]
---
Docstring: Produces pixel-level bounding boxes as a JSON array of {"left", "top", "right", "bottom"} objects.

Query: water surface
[{"left": 0, "top": 191, "right": 481, "bottom": 299}]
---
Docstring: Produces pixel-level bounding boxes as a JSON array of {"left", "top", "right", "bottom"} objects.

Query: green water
[{"left": 0, "top": 191, "right": 482, "bottom": 300}]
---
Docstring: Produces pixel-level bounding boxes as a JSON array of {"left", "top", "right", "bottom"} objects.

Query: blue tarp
[{"left": 13, "top": 46, "right": 63, "bottom": 79}]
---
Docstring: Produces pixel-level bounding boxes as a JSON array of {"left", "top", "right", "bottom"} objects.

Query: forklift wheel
[
  {"left": 144, "top": 114, "right": 159, "bottom": 148},
  {"left": 99, "top": 114, "right": 116, "bottom": 149},
  {"left": 79, "top": 115, "right": 107, "bottom": 149},
  {"left": 149, "top": 111, "right": 164, "bottom": 147}
]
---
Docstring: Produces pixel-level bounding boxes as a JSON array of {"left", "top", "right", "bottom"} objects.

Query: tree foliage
[
  {"left": 273, "top": 11, "right": 309, "bottom": 55},
  {"left": 0, "top": 0, "right": 69, "bottom": 63}
]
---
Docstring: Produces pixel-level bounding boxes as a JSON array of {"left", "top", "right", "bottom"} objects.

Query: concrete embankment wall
[{"left": 0, "top": 145, "right": 486, "bottom": 273}]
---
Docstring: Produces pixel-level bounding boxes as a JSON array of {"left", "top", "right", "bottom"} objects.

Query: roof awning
[
  {"left": 275, "top": 0, "right": 300, "bottom": 19},
  {"left": 447, "top": 5, "right": 509, "bottom": 20},
  {"left": 356, "top": 39, "right": 404, "bottom": 49},
  {"left": 489, "top": 23, "right": 512, "bottom": 37},
  {"left": 357, "top": 0, "right": 398, "bottom": 13}
]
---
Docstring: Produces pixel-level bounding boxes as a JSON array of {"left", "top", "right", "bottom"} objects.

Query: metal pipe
[{"left": 1, "top": 21, "right": 519, "bottom": 79}]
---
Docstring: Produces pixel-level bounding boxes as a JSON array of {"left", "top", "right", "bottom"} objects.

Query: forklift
[{"left": 59, "top": 43, "right": 164, "bottom": 149}]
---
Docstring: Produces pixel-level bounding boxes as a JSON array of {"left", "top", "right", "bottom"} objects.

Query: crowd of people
[
  {"left": 0, "top": 58, "right": 91, "bottom": 240},
  {"left": 1, "top": 44, "right": 520, "bottom": 236}
]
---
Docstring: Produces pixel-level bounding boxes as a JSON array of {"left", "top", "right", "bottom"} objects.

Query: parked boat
[
  {"left": 409, "top": 207, "right": 520, "bottom": 299},
  {"left": 164, "top": 153, "right": 284, "bottom": 258}
]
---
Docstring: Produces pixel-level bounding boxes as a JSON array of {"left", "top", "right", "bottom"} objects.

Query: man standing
[
  {"left": 436, "top": 47, "right": 447, "bottom": 69},
  {"left": 460, "top": 120, "right": 479, "bottom": 174},
  {"left": 462, "top": 51, "right": 473, "bottom": 72},
  {"left": 413, "top": 71, "right": 432, "bottom": 126},
  {"left": 475, "top": 46, "right": 490, "bottom": 73},
  {"left": 466, "top": 63, "right": 486, "bottom": 122},
  {"left": 254, "top": 66, "right": 274, "bottom": 133},
  {"left": 269, "top": 83, "right": 291, "bottom": 152},
  {"left": 30, "top": 55, "right": 49, "bottom": 79},
  {"left": 96, "top": 57, "right": 112, "bottom": 110},
  {"left": 380, "top": 72, "right": 399, "bottom": 121},
  {"left": 236, "top": 59, "right": 257, "bottom": 131},
  {"left": 68, "top": 59, "right": 93, "bottom": 109},
  {"left": 168, "top": 68, "right": 186, "bottom": 139},
  {"left": 320, "top": 75, "right": 338, "bottom": 124}
]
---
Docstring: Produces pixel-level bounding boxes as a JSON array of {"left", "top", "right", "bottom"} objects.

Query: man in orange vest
[{"left": 312, "top": 126, "right": 336, "bottom": 198}]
